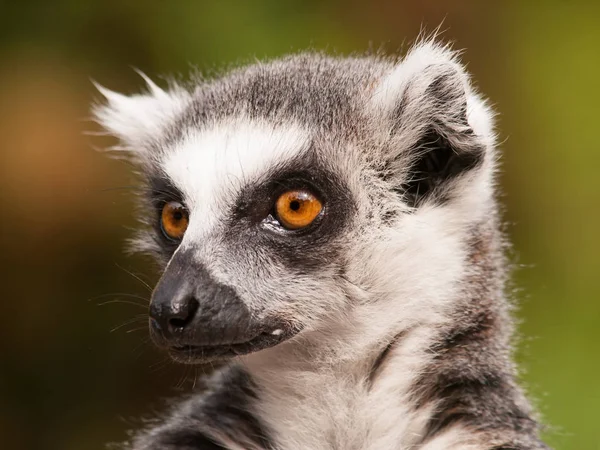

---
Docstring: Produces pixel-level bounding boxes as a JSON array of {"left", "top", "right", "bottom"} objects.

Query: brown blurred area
[{"left": 0, "top": 1, "right": 598, "bottom": 449}]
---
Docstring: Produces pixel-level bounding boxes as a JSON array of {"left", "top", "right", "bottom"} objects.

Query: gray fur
[{"left": 94, "top": 39, "right": 549, "bottom": 450}]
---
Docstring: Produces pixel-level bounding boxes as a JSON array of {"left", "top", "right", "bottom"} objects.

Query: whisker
[
  {"left": 115, "top": 263, "right": 153, "bottom": 292},
  {"left": 131, "top": 337, "right": 151, "bottom": 360},
  {"left": 176, "top": 364, "right": 191, "bottom": 389},
  {"left": 192, "top": 366, "right": 199, "bottom": 390},
  {"left": 90, "top": 293, "right": 150, "bottom": 310},
  {"left": 150, "top": 357, "right": 172, "bottom": 373},
  {"left": 125, "top": 326, "right": 149, "bottom": 334},
  {"left": 89, "top": 292, "right": 150, "bottom": 302},
  {"left": 110, "top": 314, "right": 147, "bottom": 333},
  {"left": 97, "top": 299, "right": 149, "bottom": 309}
]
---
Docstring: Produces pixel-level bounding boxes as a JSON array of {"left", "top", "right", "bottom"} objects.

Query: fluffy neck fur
[{"left": 238, "top": 211, "right": 510, "bottom": 450}]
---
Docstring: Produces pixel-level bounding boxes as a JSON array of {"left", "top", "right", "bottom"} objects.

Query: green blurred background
[{"left": 0, "top": 1, "right": 598, "bottom": 449}]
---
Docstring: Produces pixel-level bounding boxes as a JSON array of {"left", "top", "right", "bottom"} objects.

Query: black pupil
[
  {"left": 172, "top": 210, "right": 183, "bottom": 221},
  {"left": 289, "top": 200, "right": 301, "bottom": 211}
]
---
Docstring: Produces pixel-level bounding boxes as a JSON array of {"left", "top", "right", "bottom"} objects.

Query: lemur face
[
  {"left": 94, "top": 42, "right": 495, "bottom": 363},
  {"left": 143, "top": 121, "right": 359, "bottom": 362}
]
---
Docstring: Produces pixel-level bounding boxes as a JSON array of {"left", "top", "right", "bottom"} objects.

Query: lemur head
[{"left": 94, "top": 41, "right": 496, "bottom": 364}]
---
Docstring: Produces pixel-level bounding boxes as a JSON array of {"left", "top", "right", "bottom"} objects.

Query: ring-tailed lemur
[{"left": 94, "top": 40, "right": 549, "bottom": 450}]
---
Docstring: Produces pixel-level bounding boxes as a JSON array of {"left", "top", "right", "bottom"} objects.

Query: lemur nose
[
  {"left": 149, "top": 251, "right": 254, "bottom": 348},
  {"left": 149, "top": 292, "right": 200, "bottom": 336},
  {"left": 168, "top": 295, "right": 199, "bottom": 331}
]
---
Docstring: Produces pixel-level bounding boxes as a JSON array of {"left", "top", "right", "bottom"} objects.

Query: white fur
[
  {"left": 419, "top": 426, "right": 482, "bottom": 450},
  {"left": 371, "top": 40, "right": 495, "bottom": 147},
  {"left": 162, "top": 118, "right": 311, "bottom": 243},
  {"left": 153, "top": 109, "right": 479, "bottom": 449},
  {"left": 233, "top": 44, "right": 498, "bottom": 450},
  {"left": 92, "top": 74, "right": 190, "bottom": 151},
  {"left": 371, "top": 41, "right": 466, "bottom": 115},
  {"left": 240, "top": 188, "right": 484, "bottom": 449}
]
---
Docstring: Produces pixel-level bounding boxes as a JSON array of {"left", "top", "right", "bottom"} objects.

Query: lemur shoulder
[{"left": 94, "top": 40, "right": 549, "bottom": 450}]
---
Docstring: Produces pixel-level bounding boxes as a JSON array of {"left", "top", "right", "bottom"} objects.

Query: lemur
[{"left": 94, "top": 40, "right": 549, "bottom": 450}]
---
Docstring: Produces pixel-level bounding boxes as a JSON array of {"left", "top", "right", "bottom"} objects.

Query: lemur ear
[
  {"left": 91, "top": 72, "right": 189, "bottom": 161},
  {"left": 371, "top": 41, "right": 495, "bottom": 207}
]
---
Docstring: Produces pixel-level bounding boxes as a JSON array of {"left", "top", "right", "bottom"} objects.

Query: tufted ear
[
  {"left": 371, "top": 41, "right": 496, "bottom": 207},
  {"left": 91, "top": 72, "right": 190, "bottom": 161}
]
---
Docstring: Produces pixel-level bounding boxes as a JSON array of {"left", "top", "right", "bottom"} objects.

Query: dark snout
[{"left": 149, "top": 250, "right": 294, "bottom": 362}]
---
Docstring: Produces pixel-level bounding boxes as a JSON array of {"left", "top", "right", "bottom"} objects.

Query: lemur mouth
[{"left": 167, "top": 327, "right": 297, "bottom": 363}]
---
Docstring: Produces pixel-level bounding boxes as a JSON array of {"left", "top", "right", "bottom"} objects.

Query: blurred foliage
[{"left": 0, "top": 1, "right": 598, "bottom": 449}]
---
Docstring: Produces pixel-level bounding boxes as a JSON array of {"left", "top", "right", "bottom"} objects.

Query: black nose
[
  {"left": 148, "top": 251, "right": 254, "bottom": 347},
  {"left": 149, "top": 291, "right": 199, "bottom": 336}
]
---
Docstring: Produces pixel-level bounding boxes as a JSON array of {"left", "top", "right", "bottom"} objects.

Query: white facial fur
[{"left": 162, "top": 119, "right": 311, "bottom": 240}]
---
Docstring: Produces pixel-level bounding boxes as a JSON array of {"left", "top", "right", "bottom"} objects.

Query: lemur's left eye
[
  {"left": 275, "top": 190, "right": 323, "bottom": 230},
  {"left": 161, "top": 201, "right": 189, "bottom": 240}
]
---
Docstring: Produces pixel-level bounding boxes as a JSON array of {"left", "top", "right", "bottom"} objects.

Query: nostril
[
  {"left": 168, "top": 317, "right": 189, "bottom": 329},
  {"left": 167, "top": 297, "right": 200, "bottom": 331}
]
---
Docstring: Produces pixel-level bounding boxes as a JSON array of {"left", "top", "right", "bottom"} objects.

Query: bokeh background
[{"left": 0, "top": 1, "right": 598, "bottom": 449}]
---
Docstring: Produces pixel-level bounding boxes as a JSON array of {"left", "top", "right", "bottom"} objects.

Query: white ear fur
[
  {"left": 91, "top": 72, "right": 190, "bottom": 152},
  {"left": 371, "top": 40, "right": 495, "bottom": 146},
  {"left": 371, "top": 41, "right": 465, "bottom": 111}
]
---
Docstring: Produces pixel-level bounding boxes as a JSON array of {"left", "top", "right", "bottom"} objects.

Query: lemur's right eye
[
  {"left": 160, "top": 201, "right": 189, "bottom": 240},
  {"left": 275, "top": 190, "right": 323, "bottom": 230}
]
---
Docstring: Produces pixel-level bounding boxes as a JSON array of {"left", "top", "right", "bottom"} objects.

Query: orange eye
[
  {"left": 161, "top": 201, "right": 189, "bottom": 240},
  {"left": 275, "top": 190, "right": 323, "bottom": 230}
]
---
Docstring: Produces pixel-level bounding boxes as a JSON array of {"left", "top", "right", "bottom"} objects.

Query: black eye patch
[
  {"left": 148, "top": 174, "right": 185, "bottom": 206},
  {"left": 225, "top": 154, "right": 355, "bottom": 271},
  {"left": 145, "top": 173, "right": 187, "bottom": 252},
  {"left": 234, "top": 172, "right": 325, "bottom": 227}
]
